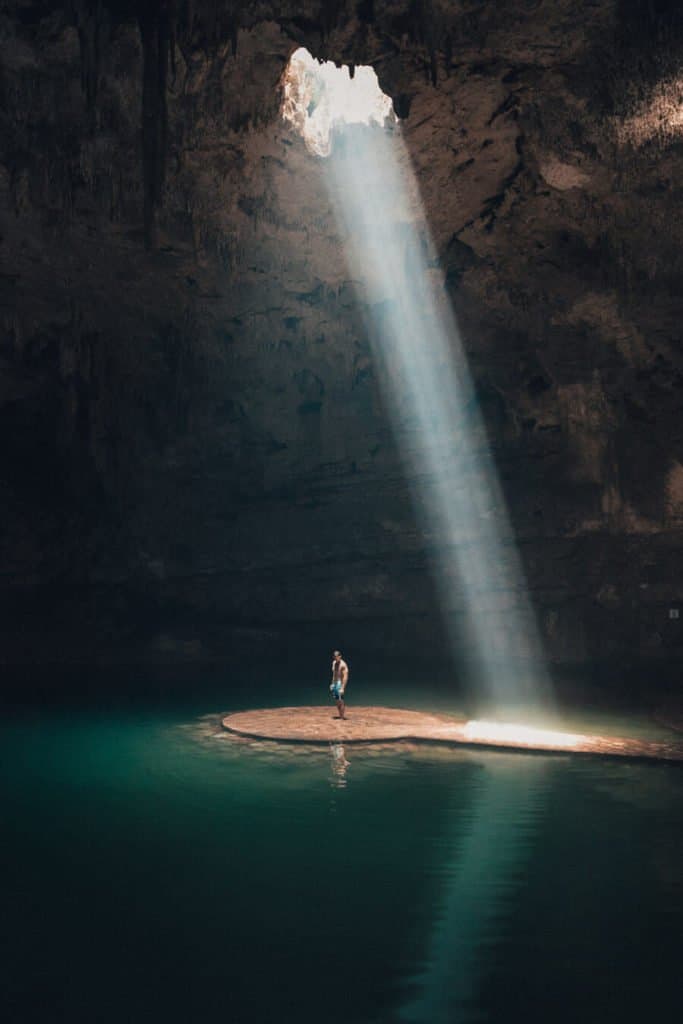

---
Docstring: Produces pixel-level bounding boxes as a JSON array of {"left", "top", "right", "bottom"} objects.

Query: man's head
[{"left": 333, "top": 650, "right": 341, "bottom": 661}]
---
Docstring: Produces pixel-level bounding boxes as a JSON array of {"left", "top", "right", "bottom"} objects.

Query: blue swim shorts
[{"left": 330, "top": 682, "right": 343, "bottom": 701}]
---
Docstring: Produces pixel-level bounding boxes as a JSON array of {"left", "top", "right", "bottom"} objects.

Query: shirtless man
[{"left": 330, "top": 650, "right": 349, "bottom": 720}]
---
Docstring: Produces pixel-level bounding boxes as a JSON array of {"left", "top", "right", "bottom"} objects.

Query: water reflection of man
[
  {"left": 330, "top": 743, "right": 350, "bottom": 787},
  {"left": 330, "top": 650, "right": 349, "bottom": 719}
]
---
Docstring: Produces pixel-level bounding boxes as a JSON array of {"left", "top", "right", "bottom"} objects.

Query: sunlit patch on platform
[{"left": 463, "top": 720, "right": 589, "bottom": 749}]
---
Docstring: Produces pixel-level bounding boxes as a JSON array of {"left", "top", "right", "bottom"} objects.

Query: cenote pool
[{"left": 2, "top": 679, "right": 681, "bottom": 1023}]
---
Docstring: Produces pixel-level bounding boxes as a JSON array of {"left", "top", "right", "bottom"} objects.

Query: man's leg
[{"left": 338, "top": 696, "right": 346, "bottom": 720}]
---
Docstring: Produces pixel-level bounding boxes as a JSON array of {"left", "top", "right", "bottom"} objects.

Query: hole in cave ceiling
[{"left": 280, "top": 47, "right": 397, "bottom": 157}]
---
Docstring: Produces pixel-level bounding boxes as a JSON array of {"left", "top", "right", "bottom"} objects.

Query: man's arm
[{"left": 341, "top": 662, "right": 349, "bottom": 690}]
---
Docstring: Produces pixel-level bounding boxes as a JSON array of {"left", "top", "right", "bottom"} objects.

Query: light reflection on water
[
  {"left": 399, "top": 758, "right": 548, "bottom": 1023},
  {"left": 1, "top": 706, "right": 681, "bottom": 1024}
]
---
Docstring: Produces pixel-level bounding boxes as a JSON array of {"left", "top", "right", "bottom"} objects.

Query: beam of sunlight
[{"left": 282, "top": 51, "right": 551, "bottom": 713}]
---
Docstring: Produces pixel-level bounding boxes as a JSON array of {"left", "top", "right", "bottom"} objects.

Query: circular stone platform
[
  {"left": 223, "top": 706, "right": 454, "bottom": 744},
  {"left": 222, "top": 706, "right": 683, "bottom": 762}
]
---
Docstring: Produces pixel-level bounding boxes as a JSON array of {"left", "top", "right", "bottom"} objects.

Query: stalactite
[
  {"left": 229, "top": 13, "right": 239, "bottom": 58},
  {"left": 73, "top": 0, "right": 105, "bottom": 122},
  {"left": 429, "top": 44, "right": 437, "bottom": 87},
  {"left": 320, "top": 0, "right": 346, "bottom": 42},
  {"left": 169, "top": 8, "right": 177, "bottom": 86},
  {"left": 410, "top": 0, "right": 439, "bottom": 86},
  {"left": 357, "top": 0, "right": 374, "bottom": 25},
  {"left": 138, "top": 1, "right": 172, "bottom": 249},
  {"left": 443, "top": 31, "right": 453, "bottom": 75}
]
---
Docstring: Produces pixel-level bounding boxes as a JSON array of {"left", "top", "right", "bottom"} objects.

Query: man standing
[{"left": 330, "top": 650, "right": 349, "bottom": 720}]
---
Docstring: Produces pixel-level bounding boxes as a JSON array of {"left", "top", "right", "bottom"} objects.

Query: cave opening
[{"left": 280, "top": 46, "right": 397, "bottom": 156}]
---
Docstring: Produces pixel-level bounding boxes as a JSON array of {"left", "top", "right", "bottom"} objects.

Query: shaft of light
[{"left": 325, "top": 123, "right": 550, "bottom": 710}]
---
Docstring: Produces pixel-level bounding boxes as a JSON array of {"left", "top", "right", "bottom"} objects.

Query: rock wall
[{"left": 1, "top": 1, "right": 683, "bottom": 678}]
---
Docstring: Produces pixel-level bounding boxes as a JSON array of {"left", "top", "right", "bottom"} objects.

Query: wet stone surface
[{"left": 222, "top": 706, "right": 683, "bottom": 762}]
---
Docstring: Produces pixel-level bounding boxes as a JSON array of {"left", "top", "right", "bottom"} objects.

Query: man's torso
[{"left": 332, "top": 659, "right": 348, "bottom": 684}]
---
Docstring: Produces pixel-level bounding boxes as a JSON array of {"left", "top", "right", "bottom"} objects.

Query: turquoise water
[{"left": 1, "top": 685, "right": 681, "bottom": 1024}]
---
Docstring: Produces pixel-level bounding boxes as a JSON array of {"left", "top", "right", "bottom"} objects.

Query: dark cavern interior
[{"left": 2, "top": 2, "right": 682, "bottom": 1022}]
